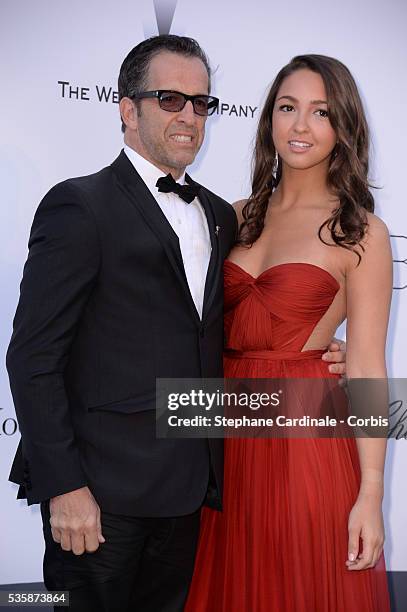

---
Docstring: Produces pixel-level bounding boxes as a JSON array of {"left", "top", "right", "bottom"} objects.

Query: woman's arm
[{"left": 344, "top": 213, "right": 393, "bottom": 570}]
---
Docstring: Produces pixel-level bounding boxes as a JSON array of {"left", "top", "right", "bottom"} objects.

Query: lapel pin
[{"left": 215, "top": 226, "right": 220, "bottom": 236}]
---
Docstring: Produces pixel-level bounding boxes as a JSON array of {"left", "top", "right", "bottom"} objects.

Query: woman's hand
[{"left": 346, "top": 491, "right": 384, "bottom": 570}]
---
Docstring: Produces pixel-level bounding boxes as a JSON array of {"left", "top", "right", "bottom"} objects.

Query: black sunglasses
[{"left": 131, "top": 90, "right": 219, "bottom": 116}]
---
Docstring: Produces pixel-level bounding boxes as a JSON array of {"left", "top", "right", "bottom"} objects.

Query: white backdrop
[{"left": 1, "top": 0, "right": 406, "bottom": 584}]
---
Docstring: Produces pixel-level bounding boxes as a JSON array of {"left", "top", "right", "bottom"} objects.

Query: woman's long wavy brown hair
[{"left": 238, "top": 55, "right": 374, "bottom": 260}]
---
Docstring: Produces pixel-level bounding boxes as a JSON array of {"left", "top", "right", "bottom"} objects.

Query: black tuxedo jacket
[{"left": 7, "top": 150, "right": 237, "bottom": 516}]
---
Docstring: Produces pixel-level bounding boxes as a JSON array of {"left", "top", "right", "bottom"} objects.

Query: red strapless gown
[{"left": 185, "top": 261, "right": 390, "bottom": 612}]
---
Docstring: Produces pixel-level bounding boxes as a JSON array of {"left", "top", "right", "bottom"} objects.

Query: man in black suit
[{"left": 7, "top": 35, "right": 345, "bottom": 611}]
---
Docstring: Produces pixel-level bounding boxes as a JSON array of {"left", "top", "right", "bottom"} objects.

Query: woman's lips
[{"left": 288, "top": 140, "right": 313, "bottom": 153}]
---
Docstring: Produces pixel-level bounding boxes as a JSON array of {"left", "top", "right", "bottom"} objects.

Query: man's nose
[{"left": 178, "top": 100, "right": 196, "bottom": 124}]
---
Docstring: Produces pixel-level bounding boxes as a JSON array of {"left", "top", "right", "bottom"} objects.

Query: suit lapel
[
  {"left": 111, "top": 151, "right": 200, "bottom": 322},
  {"left": 194, "top": 183, "right": 222, "bottom": 323}
]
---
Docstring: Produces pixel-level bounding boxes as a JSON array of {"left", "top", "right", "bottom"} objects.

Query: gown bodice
[{"left": 224, "top": 260, "right": 340, "bottom": 353}]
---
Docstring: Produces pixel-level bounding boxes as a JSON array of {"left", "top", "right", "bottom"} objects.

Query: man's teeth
[
  {"left": 289, "top": 141, "right": 312, "bottom": 148},
  {"left": 172, "top": 135, "right": 192, "bottom": 142}
]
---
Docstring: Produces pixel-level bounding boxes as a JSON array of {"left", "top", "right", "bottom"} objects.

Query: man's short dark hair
[{"left": 118, "top": 35, "right": 212, "bottom": 133}]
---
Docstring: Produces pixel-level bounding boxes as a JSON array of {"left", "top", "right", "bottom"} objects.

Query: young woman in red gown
[{"left": 185, "top": 55, "right": 392, "bottom": 611}]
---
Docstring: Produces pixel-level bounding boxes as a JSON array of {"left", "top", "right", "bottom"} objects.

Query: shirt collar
[{"left": 123, "top": 144, "right": 186, "bottom": 196}]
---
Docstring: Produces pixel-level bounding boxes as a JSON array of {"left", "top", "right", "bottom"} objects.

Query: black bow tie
[{"left": 156, "top": 173, "right": 201, "bottom": 204}]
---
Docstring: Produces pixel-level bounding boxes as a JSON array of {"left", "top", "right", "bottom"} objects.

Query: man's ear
[{"left": 119, "top": 97, "right": 138, "bottom": 131}]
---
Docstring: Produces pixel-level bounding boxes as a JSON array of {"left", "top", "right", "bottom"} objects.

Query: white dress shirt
[{"left": 124, "top": 145, "right": 211, "bottom": 319}]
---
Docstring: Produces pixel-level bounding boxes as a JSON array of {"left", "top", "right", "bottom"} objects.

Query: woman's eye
[
  {"left": 279, "top": 104, "right": 294, "bottom": 112},
  {"left": 315, "top": 108, "right": 329, "bottom": 118}
]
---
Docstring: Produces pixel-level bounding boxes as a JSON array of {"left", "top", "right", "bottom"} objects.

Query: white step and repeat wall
[{"left": 1, "top": 0, "right": 406, "bottom": 584}]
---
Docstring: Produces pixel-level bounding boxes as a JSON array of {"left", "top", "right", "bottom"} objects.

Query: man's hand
[
  {"left": 322, "top": 338, "right": 346, "bottom": 375},
  {"left": 49, "top": 486, "right": 105, "bottom": 555}
]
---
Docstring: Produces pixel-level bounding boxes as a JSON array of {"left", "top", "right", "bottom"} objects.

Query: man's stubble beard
[{"left": 137, "top": 110, "right": 204, "bottom": 173}]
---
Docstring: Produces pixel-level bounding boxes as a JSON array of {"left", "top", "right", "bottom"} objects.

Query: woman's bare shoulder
[
  {"left": 346, "top": 212, "right": 391, "bottom": 274},
  {"left": 357, "top": 212, "right": 391, "bottom": 256},
  {"left": 365, "top": 212, "right": 390, "bottom": 239},
  {"left": 233, "top": 199, "right": 248, "bottom": 225}
]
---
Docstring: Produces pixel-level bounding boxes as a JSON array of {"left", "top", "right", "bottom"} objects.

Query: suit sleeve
[{"left": 6, "top": 182, "right": 101, "bottom": 504}]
